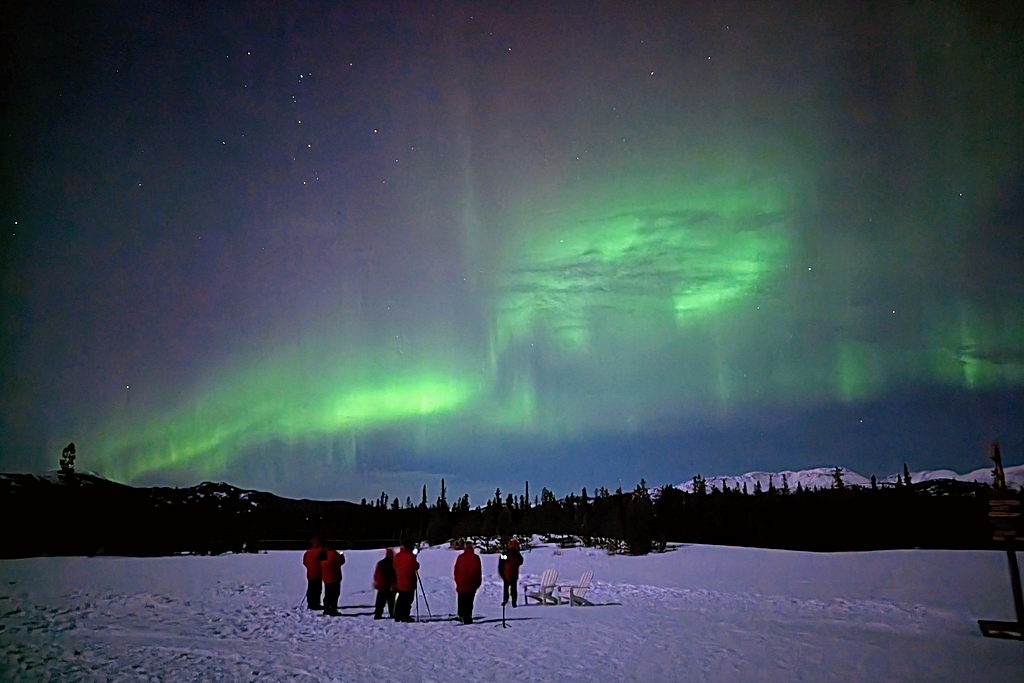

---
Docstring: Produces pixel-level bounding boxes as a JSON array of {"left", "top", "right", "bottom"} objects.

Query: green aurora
[
  {"left": 90, "top": 163, "right": 1024, "bottom": 482},
  {"left": 93, "top": 171, "right": 801, "bottom": 479}
]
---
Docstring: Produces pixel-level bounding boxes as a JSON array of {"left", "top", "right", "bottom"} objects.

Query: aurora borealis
[{"left": 2, "top": 0, "right": 1023, "bottom": 501}]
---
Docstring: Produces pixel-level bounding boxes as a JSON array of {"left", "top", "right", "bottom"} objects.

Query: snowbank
[{"left": 2, "top": 544, "right": 1022, "bottom": 681}]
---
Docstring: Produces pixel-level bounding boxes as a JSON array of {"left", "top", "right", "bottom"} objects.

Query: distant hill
[{"left": 675, "top": 464, "right": 1024, "bottom": 493}]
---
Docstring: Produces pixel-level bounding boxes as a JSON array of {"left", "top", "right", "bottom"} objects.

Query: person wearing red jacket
[
  {"left": 392, "top": 539, "right": 420, "bottom": 622},
  {"left": 500, "top": 538, "right": 524, "bottom": 608},
  {"left": 453, "top": 542, "right": 482, "bottom": 624},
  {"left": 302, "top": 537, "right": 326, "bottom": 610},
  {"left": 373, "top": 548, "right": 397, "bottom": 620},
  {"left": 321, "top": 544, "right": 346, "bottom": 616}
]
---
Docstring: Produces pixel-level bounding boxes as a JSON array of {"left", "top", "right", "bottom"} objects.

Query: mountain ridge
[{"left": 674, "top": 464, "right": 1024, "bottom": 493}]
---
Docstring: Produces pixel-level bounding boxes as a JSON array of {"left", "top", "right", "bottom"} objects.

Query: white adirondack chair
[
  {"left": 557, "top": 570, "right": 594, "bottom": 606},
  {"left": 523, "top": 568, "right": 560, "bottom": 605}
]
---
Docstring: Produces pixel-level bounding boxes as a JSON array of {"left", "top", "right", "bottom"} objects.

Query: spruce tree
[
  {"left": 903, "top": 463, "right": 912, "bottom": 486},
  {"left": 435, "top": 479, "right": 449, "bottom": 511},
  {"left": 831, "top": 466, "right": 845, "bottom": 489},
  {"left": 59, "top": 443, "right": 76, "bottom": 473},
  {"left": 781, "top": 473, "right": 789, "bottom": 495}
]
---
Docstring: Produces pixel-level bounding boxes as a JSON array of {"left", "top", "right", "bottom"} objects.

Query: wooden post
[
  {"left": 979, "top": 442, "right": 1024, "bottom": 640},
  {"left": 1009, "top": 539, "right": 1024, "bottom": 624}
]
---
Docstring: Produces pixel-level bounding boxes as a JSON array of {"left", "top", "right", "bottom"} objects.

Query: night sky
[{"left": 2, "top": 0, "right": 1023, "bottom": 503}]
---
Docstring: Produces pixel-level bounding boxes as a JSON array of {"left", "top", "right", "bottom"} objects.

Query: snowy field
[{"left": 2, "top": 544, "right": 1022, "bottom": 682}]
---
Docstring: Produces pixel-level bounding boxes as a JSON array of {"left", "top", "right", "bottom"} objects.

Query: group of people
[
  {"left": 453, "top": 538, "right": 522, "bottom": 624},
  {"left": 372, "top": 540, "right": 420, "bottom": 622},
  {"left": 301, "top": 537, "right": 346, "bottom": 616},
  {"left": 302, "top": 537, "right": 524, "bottom": 625}
]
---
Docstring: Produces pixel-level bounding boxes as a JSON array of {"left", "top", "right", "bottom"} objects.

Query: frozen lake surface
[{"left": 2, "top": 543, "right": 1022, "bottom": 681}]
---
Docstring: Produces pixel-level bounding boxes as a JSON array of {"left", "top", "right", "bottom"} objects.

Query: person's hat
[{"left": 508, "top": 538, "right": 519, "bottom": 550}]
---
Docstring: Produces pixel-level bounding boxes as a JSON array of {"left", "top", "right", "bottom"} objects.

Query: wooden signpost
[{"left": 978, "top": 442, "right": 1024, "bottom": 640}]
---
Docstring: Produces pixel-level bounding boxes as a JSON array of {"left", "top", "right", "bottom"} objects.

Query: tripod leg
[
  {"left": 417, "top": 571, "right": 432, "bottom": 617},
  {"left": 495, "top": 601, "right": 510, "bottom": 628}
]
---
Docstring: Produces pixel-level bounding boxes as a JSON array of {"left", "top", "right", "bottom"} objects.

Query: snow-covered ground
[{"left": 2, "top": 545, "right": 1022, "bottom": 682}]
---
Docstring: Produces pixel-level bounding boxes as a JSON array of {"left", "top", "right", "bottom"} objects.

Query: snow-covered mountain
[
  {"left": 674, "top": 464, "right": 1024, "bottom": 493},
  {"left": 889, "top": 464, "right": 1024, "bottom": 489}
]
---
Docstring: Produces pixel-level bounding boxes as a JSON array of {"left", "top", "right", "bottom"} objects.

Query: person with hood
[
  {"left": 453, "top": 541, "right": 482, "bottom": 624},
  {"left": 499, "top": 538, "right": 524, "bottom": 608},
  {"left": 302, "top": 537, "right": 326, "bottom": 610},
  {"left": 321, "top": 543, "right": 346, "bottom": 616},
  {"left": 392, "top": 539, "right": 420, "bottom": 622},
  {"left": 373, "top": 548, "right": 398, "bottom": 620}
]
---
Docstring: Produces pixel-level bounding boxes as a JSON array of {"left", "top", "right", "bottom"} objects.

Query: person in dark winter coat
[
  {"left": 321, "top": 544, "right": 346, "bottom": 616},
  {"left": 453, "top": 542, "right": 482, "bottom": 624},
  {"left": 373, "top": 548, "right": 398, "bottom": 620},
  {"left": 392, "top": 539, "right": 420, "bottom": 622},
  {"left": 500, "top": 538, "right": 524, "bottom": 608},
  {"left": 302, "top": 537, "right": 326, "bottom": 610}
]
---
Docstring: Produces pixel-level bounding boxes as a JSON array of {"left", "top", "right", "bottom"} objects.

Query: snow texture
[{"left": 2, "top": 544, "right": 1023, "bottom": 681}]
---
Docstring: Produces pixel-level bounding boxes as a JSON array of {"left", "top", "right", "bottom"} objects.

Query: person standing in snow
[
  {"left": 302, "top": 537, "right": 326, "bottom": 610},
  {"left": 321, "top": 543, "right": 346, "bottom": 616},
  {"left": 373, "top": 548, "right": 398, "bottom": 620},
  {"left": 392, "top": 539, "right": 419, "bottom": 622},
  {"left": 453, "top": 541, "right": 482, "bottom": 624},
  {"left": 499, "top": 538, "right": 524, "bottom": 608}
]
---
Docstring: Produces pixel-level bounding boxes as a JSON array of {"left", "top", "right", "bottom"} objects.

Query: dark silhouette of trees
[
  {"left": 59, "top": 443, "right": 76, "bottom": 473},
  {"left": 0, "top": 468, "right": 1008, "bottom": 558},
  {"left": 832, "top": 466, "right": 845, "bottom": 490}
]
